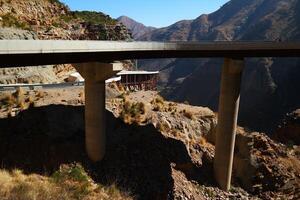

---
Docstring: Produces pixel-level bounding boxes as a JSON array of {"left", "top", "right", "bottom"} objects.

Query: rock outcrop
[
  {"left": 274, "top": 109, "right": 300, "bottom": 145},
  {"left": 0, "top": 0, "right": 133, "bottom": 84},
  {"left": 233, "top": 130, "right": 300, "bottom": 199},
  {"left": 0, "top": 27, "right": 37, "bottom": 39}
]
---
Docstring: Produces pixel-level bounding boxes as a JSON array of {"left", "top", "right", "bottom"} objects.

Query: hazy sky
[{"left": 60, "top": 0, "right": 229, "bottom": 28}]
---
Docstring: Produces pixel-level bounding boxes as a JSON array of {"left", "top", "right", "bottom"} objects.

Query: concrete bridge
[{"left": 1, "top": 40, "right": 300, "bottom": 191}]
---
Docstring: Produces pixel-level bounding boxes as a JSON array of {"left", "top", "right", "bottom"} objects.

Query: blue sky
[{"left": 60, "top": 0, "right": 229, "bottom": 28}]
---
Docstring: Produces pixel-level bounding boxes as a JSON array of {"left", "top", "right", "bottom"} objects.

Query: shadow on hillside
[
  {"left": 0, "top": 105, "right": 215, "bottom": 199},
  {"left": 0, "top": 105, "right": 87, "bottom": 173}
]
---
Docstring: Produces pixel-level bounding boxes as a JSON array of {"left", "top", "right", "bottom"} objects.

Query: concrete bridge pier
[
  {"left": 214, "top": 57, "right": 244, "bottom": 191},
  {"left": 75, "top": 62, "right": 123, "bottom": 162}
]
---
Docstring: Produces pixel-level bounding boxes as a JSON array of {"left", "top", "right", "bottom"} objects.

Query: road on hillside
[{"left": 0, "top": 82, "right": 84, "bottom": 92}]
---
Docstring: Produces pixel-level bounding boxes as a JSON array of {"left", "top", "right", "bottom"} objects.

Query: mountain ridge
[
  {"left": 117, "top": 15, "right": 156, "bottom": 39},
  {"left": 137, "top": 0, "right": 300, "bottom": 133}
]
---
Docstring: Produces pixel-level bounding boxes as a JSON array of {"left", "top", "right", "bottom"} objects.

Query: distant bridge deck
[{"left": 0, "top": 40, "right": 300, "bottom": 67}]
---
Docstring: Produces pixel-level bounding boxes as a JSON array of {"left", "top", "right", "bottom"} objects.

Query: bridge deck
[{"left": 0, "top": 40, "right": 300, "bottom": 67}]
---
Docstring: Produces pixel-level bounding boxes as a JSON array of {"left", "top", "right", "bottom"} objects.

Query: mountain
[
  {"left": 117, "top": 15, "right": 156, "bottom": 39},
  {"left": 139, "top": 0, "right": 300, "bottom": 41},
  {"left": 138, "top": 0, "right": 300, "bottom": 133}
]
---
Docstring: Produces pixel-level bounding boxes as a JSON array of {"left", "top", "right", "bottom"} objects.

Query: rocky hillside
[
  {"left": 0, "top": 87, "right": 299, "bottom": 199},
  {"left": 0, "top": 0, "right": 133, "bottom": 84},
  {"left": 138, "top": 0, "right": 300, "bottom": 133},
  {"left": 0, "top": 0, "right": 131, "bottom": 40},
  {"left": 139, "top": 0, "right": 300, "bottom": 41},
  {"left": 118, "top": 15, "right": 156, "bottom": 39}
]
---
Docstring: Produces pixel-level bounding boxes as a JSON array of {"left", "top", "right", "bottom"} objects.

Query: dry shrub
[
  {"left": 199, "top": 136, "right": 207, "bottom": 146},
  {"left": 171, "top": 129, "right": 180, "bottom": 137},
  {"left": 0, "top": 88, "right": 37, "bottom": 111},
  {"left": 182, "top": 109, "right": 194, "bottom": 120},
  {"left": 157, "top": 121, "right": 171, "bottom": 133},
  {"left": 18, "top": 100, "right": 27, "bottom": 110},
  {"left": 36, "top": 91, "right": 45, "bottom": 99},
  {"left": 167, "top": 102, "right": 177, "bottom": 113},
  {"left": 0, "top": 93, "right": 14, "bottom": 107},
  {"left": 117, "top": 83, "right": 125, "bottom": 92},
  {"left": 0, "top": 87, "right": 26, "bottom": 109},
  {"left": 151, "top": 95, "right": 165, "bottom": 112},
  {"left": 120, "top": 101, "right": 146, "bottom": 125},
  {"left": 155, "top": 95, "right": 164, "bottom": 104},
  {"left": 117, "top": 92, "right": 128, "bottom": 102}
]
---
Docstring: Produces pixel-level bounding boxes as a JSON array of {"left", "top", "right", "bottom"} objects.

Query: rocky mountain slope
[
  {"left": 118, "top": 15, "right": 156, "bottom": 39},
  {"left": 137, "top": 0, "right": 300, "bottom": 133},
  {"left": 0, "top": 0, "right": 132, "bottom": 84}
]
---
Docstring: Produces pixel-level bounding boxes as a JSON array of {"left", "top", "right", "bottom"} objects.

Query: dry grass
[
  {"left": 0, "top": 164, "right": 132, "bottom": 200},
  {"left": 0, "top": 88, "right": 45, "bottom": 115},
  {"left": 0, "top": 88, "right": 27, "bottom": 110}
]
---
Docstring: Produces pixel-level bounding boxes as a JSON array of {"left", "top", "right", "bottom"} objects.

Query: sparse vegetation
[
  {"left": 0, "top": 13, "right": 31, "bottom": 30},
  {"left": 60, "top": 14, "right": 74, "bottom": 23},
  {"left": 151, "top": 95, "right": 165, "bottom": 111},
  {"left": 0, "top": 163, "right": 132, "bottom": 200},
  {"left": 0, "top": 88, "right": 44, "bottom": 115},
  {"left": 120, "top": 101, "right": 146, "bottom": 125},
  {"left": 117, "top": 92, "right": 128, "bottom": 101},
  {"left": 73, "top": 11, "right": 117, "bottom": 25}
]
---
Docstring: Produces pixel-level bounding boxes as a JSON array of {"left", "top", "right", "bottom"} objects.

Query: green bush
[
  {"left": 52, "top": 163, "right": 89, "bottom": 183},
  {"left": 60, "top": 14, "right": 73, "bottom": 23},
  {"left": 73, "top": 11, "right": 117, "bottom": 25}
]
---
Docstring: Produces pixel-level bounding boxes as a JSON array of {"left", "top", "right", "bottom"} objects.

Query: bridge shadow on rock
[{"left": 0, "top": 105, "right": 215, "bottom": 199}]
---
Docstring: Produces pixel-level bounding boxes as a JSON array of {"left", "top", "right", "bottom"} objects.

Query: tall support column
[
  {"left": 75, "top": 62, "right": 123, "bottom": 162},
  {"left": 84, "top": 79, "right": 106, "bottom": 162},
  {"left": 214, "top": 57, "right": 244, "bottom": 191}
]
